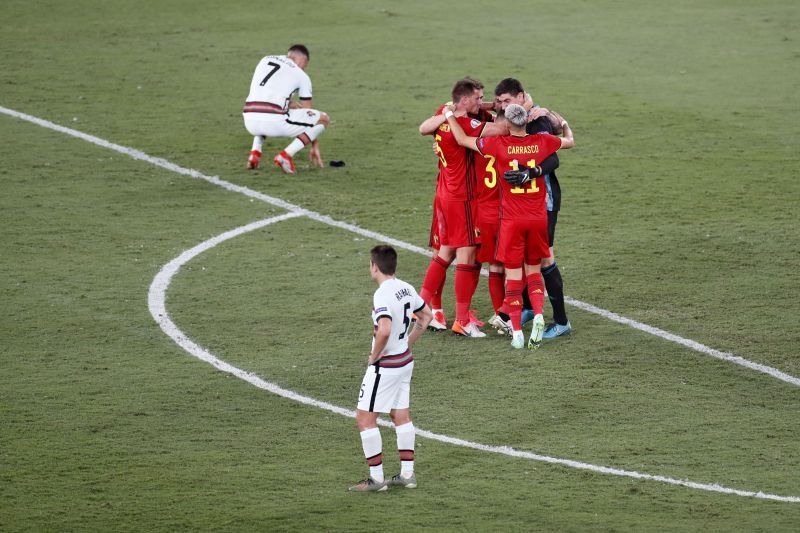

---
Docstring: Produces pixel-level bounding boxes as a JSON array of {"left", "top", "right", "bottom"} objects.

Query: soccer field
[{"left": 2, "top": 0, "right": 799, "bottom": 531}]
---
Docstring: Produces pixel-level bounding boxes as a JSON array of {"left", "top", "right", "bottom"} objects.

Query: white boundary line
[
  {"left": 146, "top": 213, "right": 799, "bottom": 503},
  {"left": 2, "top": 104, "right": 798, "bottom": 391}
]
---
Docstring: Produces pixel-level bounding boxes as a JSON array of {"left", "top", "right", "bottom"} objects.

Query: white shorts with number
[
  {"left": 243, "top": 108, "right": 322, "bottom": 139},
  {"left": 357, "top": 362, "right": 414, "bottom": 414}
]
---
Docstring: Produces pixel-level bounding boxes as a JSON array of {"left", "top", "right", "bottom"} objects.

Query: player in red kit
[
  {"left": 417, "top": 79, "right": 508, "bottom": 338},
  {"left": 444, "top": 103, "right": 574, "bottom": 349},
  {"left": 478, "top": 109, "right": 561, "bottom": 335},
  {"left": 473, "top": 122, "right": 506, "bottom": 328},
  {"left": 420, "top": 92, "right": 495, "bottom": 332}
]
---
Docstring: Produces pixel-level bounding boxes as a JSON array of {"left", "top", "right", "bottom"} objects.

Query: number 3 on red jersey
[{"left": 484, "top": 155, "right": 497, "bottom": 188}]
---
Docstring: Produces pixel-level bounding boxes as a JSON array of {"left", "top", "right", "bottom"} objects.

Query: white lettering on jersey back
[
  {"left": 371, "top": 278, "right": 424, "bottom": 357},
  {"left": 246, "top": 55, "right": 312, "bottom": 111}
]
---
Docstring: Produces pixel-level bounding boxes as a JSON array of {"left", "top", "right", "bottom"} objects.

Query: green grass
[{"left": 2, "top": 0, "right": 799, "bottom": 531}]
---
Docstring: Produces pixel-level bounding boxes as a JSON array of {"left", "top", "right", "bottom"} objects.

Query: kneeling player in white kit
[
  {"left": 349, "top": 245, "right": 433, "bottom": 492},
  {"left": 243, "top": 44, "right": 330, "bottom": 173}
]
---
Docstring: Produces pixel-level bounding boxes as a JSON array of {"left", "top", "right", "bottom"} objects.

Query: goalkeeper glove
[{"left": 503, "top": 165, "right": 542, "bottom": 186}]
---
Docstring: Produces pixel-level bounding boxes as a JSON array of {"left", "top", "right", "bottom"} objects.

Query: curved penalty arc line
[{"left": 146, "top": 214, "right": 800, "bottom": 504}]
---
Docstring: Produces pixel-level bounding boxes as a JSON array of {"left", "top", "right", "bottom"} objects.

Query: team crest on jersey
[{"left": 470, "top": 119, "right": 481, "bottom": 129}]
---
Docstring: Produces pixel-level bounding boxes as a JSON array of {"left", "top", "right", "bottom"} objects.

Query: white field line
[
  {"left": 146, "top": 213, "right": 800, "bottom": 503},
  {"left": 2, "top": 104, "right": 798, "bottom": 390}
]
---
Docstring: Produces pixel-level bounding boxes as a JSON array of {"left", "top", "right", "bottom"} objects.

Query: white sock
[
  {"left": 395, "top": 422, "right": 415, "bottom": 477},
  {"left": 284, "top": 124, "right": 325, "bottom": 156},
  {"left": 360, "top": 427, "right": 383, "bottom": 482},
  {"left": 284, "top": 138, "right": 304, "bottom": 157},
  {"left": 251, "top": 136, "right": 263, "bottom": 152}
]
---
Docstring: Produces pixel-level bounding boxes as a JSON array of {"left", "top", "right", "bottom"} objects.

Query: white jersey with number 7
[{"left": 246, "top": 55, "right": 312, "bottom": 111}]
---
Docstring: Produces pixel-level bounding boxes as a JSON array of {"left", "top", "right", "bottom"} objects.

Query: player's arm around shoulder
[
  {"left": 444, "top": 106, "right": 480, "bottom": 152},
  {"left": 558, "top": 120, "right": 575, "bottom": 149},
  {"left": 544, "top": 110, "right": 574, "bottom": 149},
  {"left": 480, "top": 120, "right": 509, "bottom": 139},
  {"left": 419, "top": 110, "right": 448, "bottom": 135}
]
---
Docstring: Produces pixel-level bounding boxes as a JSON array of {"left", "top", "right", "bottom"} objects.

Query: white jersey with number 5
[
  {"left": 246, "top": 55, "right": 312, "bottom": 111},
  {"left": 372, "top": 278, "right": 425, "bottom": 360}
]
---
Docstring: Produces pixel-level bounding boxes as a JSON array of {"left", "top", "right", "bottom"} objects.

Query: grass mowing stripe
[
  {"left": 148, "top": 215, "right": 800, "bottom": 504},
  {"left": 2, "top": 103, "right": 797, "bottom": 390}
]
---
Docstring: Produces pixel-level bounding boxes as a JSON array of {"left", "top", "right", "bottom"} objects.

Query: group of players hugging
[{"left": 417, "top": 77, "right": 575, "bottom": 350}]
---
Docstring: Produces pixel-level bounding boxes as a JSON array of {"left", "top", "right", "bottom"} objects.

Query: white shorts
[
  {"left": 357, "top": 362, "right": 414, "bottom": 414},
  {"left": 243, "top": 108, "right": 322, "bottom": 139}
]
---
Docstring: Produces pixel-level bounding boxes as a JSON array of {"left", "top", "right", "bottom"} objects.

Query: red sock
[
  {"left": 430, "top": 289, "right": 443, "bottom": 310},
  {"left": 470, "top": 262, "right": 481, "bottom": 296},
  {"left": 431, "top": 264, "right": 447, "bottom": 309},
  {"left": 454, "top": 263, "right": 475, "bottom": 324},
  {"left": 488, "top": 271, "right": 505, "bottom": 313},
  {"left": 420, "top": 256, "right": 450, "bottom": 305},
  {"left": 504, "top": 279, "right": 524, "bottom": 330},
  {"left": 526, "top": 273, "right": 545, "bottom": 316}
]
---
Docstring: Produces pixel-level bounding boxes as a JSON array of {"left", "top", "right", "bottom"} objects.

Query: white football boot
[{"left": 528, "top": 314, "right": 545, "bottom": 350}]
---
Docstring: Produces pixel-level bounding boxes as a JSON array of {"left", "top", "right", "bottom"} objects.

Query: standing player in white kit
[
  {"left": 242, "top": 44, "right": 330, "bottom": 173},
  {"left": 349, "top": 245, "right": 433, "bottom": 492}
]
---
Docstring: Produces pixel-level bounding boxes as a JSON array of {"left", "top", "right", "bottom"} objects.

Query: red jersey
[
  {"left": 475, "top": 151, "right": 501, "bottom": 207},
  {"left": 473, "top": 110, "right": 501, "bottom": 208},
  {"left": 433, "top": 106, "right": 487, "bottom": 201},
  {"left": 476, "top": 134, "right": 562, "bottom": 221}
]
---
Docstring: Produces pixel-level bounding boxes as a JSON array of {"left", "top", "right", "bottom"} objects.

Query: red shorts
[
  {"left": 495, "top": 217, "right": 549, "bottom": 269},
  {"left": 436, "top": 197, "right": 480, "bottom": 248},
  {"left": 476, "top": 201, "right": 500, "bottom": 264}
]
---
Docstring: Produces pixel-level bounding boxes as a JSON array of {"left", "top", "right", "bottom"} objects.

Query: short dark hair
[
  {"left": 494, "top": 78, "right": 524, "bottom": 97},
  {"left": 288, "top": 44, "right": 310, "bottom": 60},
  {"left": 451, "top": 78, "right": 482, "bottom": 102},
  {"left": 465, "top": 77, "right": 484, "bottom": 90},
  {"left": 371, "top": 245, "right": 397, "bottom": 275}
]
